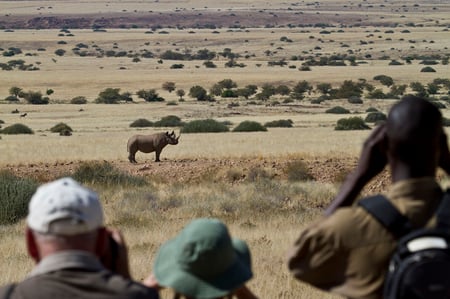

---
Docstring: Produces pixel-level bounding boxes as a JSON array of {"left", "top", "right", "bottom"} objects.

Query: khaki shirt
[{"left": 287, "top": 177, "right": 443, "bottom": 299}]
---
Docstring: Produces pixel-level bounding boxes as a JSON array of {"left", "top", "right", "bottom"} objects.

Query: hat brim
[{"left": 154, "top": 238, "right": 253, "bottom": 299}]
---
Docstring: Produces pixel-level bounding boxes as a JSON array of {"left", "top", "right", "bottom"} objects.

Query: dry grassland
[
  {"left": 0, "top": 101, "right": 386, "bottom": 164},
  {"left": 0, "top": 1, "right": 449, "bottom": 298},
  {"left": 0, "top": 25, "right": 449, "bottom": 100}
]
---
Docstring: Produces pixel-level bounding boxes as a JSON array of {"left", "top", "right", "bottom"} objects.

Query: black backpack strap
[
  {"left": 358, "top": 195, "right": 413, "bottom": 239},
  {"left": 436, "top": 189, "right": 450, "bottom": 230}
]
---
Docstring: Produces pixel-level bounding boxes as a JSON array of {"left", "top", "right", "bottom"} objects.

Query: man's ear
[{"left": 26, "top": 227, "right": 40, "bottom": 263}]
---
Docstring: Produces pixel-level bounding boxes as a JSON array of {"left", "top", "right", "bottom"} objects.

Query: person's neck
[{"left": 390, "top": 162, "right": 436, "bottom": 183}]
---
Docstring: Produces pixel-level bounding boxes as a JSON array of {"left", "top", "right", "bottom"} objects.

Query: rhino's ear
[
  {"left": 165, "top": 131, "right": 169, "bottom": 136},
  {"left": 170, "top": 130, "right": 175, "bottom": 136}
]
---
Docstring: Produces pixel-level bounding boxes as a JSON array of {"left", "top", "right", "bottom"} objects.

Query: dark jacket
[{"left": 0, "top": 251, "right": 158, "bottom": 299}]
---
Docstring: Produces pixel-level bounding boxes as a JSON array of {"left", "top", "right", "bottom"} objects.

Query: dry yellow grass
[{"left": 0, "top": 101, "right": 383, "bottom": 165}]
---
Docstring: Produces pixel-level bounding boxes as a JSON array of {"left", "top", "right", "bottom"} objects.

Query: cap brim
[{"left": 154, "top": 238, "right": 253, "bottom": 299}]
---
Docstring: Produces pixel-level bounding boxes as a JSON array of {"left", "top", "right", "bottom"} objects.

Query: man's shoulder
[{"left": 11, "top": 269, "right": 158, "bottom": 299}]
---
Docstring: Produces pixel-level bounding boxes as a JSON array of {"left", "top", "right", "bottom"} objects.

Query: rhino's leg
[
  {"left": 155, "top": 150, "right": 161, "bottom": 162},
  {"left": 128, "top": 153, "right": 136, "bottom": 163},
  {"left": 128, "top": 148, "right": 137, "bottom": 163}
]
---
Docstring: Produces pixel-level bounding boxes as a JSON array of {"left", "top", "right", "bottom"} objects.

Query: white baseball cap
[{"left": 27, "top": 177, "right": 103, "bottom": 235}]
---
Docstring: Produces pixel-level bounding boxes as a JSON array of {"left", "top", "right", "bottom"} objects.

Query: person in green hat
[{"left": 144, "top": 218, "right": 258, "bottom": 299}]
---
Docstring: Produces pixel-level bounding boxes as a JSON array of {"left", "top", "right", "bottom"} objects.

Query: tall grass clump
[
  {"left": 0, "top": 123, "right": 33, "bottom": 134},
  {"left": 335, "top": 117, "right": 370, "bottom": 130},
  {"left": 72, "top": 161, "right": 148, "bottom": 187},
  {"left": 0, "top": 171, "right": 38, "bottom": 225},
  {"left": 130, "top": 118, "right": 154, "bottom": 127},
  {"left": 181, "top": 119, "right": 229, "bottom": 133},
  {"left": 233, "top": 121, "right": 267, "bottom": 132},
  {"left": 284, "top": 160, "right": 314, "bottom": 182},
  {"left": 50, "top": 122, "right": 73, "bottom": 133},
  {"left": 264, "top": 119, "right": 293, "bottom": 128}
]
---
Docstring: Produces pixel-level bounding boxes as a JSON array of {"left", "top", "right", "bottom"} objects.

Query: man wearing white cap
[{"left": 0, "top": 177, "right": 158, "bottom": 299}]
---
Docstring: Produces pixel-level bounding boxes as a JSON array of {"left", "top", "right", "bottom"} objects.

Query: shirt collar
[
  {"left": 388, "top": 177, "right": 442, "bottom": 201},
  {"left": 28, "top": 250, "right": 104, "bottom": 278}
]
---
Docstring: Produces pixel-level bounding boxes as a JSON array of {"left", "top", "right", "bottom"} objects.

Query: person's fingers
[{"left": 143, "top": 273, "right": 162, "bottom": 290}]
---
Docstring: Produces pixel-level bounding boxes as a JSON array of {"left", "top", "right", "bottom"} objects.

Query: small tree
[
  {"left": 23, "top": 91, "right": 49, "bottom": 105},
  {"left": 136, "top": 89, "right": 164, "bottom": 102},
  {"left": 275, "top": 85, "right": 291, "bottom": 96},
  {"left": 256, "top": 84, "right": 276, "bottom": 101},
  {"left": 176, "top": 89, "right": 185, "bottom": 100},
  {"left": 9, "top": 86, "right": 22, "bottom": 98},
  {"left": 316, "top": 83, "right": 332, "bottom": 96},
  {"left": 189, "top": 85, "right": 208, "bottom": 101},
  {"left": 236, "top": 88, "right": 255, "bottom": 99},
  {"left": 335, "top": 80, "right": 364, "bottom": 99},
  {"left": 217, "top": 79, "right": 237, "bottom": 90},
  {"left": 210, "top": 84, "right": 223, "bottom": 96},
  {"left": 291, "top": 80, "right": 312, "bottom": 100},
  {"left": 95, "top": 88, "right": 123, "bottom": 104},
  {"left": 162, "top": 81, "right": 176, "bottom": 93}
]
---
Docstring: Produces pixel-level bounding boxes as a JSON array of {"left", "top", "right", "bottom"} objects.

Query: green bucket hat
[{"left": 153, "top": 218, "right": 253, "bottom": 299}]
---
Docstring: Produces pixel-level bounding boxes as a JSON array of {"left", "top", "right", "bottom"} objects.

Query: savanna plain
[{"left": 0, "top": 0, "right": 450, "bottom": 298}]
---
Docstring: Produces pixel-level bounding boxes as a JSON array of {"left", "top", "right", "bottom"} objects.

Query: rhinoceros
[{"left": 127, "top": 131, "right": 179, "bottom": 163}]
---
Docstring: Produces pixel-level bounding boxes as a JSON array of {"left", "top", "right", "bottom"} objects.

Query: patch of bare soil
[{"left": 4, "top": 156, "right": 391, "bottom": 195}]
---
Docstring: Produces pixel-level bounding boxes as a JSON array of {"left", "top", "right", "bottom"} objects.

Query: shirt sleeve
[{"left": 287, "top": 217, "right": 348, "bottom": 290}]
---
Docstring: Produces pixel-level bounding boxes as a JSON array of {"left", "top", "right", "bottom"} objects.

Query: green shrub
[
  {"left": 72, "top": 161, "right": 148, "bottom": 187},
  {"left": 335, "top": 117, "right": 370, "bottom": 130},
  {"left": 130, "top": 118, "right": 154, "bottom": 127},
  {"left": 181, "top": 119, "right": 229, "bottom": 133},
  {"left": 154, "top": 115, "right": 184, "bottom": 127},
  {"left": 50, "top": 122, "right": 73, "bottom": 133},
  {"left": 233, "top": 121, "right": 267, "bottom": 132},
  {"left": 70, "top": 96, "right": 87, "bottom": 104},
  {"left": 420, "top": 66, "right": 436, "bottom": 72},
  {"left": 348, "top": 96, "right": 363, "bottom": 104},
  {"left": 284, "top": 160, "right": 314, "bottom": 182},
  {"left": 366, "top": 107, "right": 379, "bottom": 112},
  {"left": 0, "top": 171, "right": 38, "bottom": 225},
  {"left": 326, "top": 106, "right": 350, "bottom": 114},
  {"left": 365, "top": 112, "right": 387, "bottom": 123},
  {"left": 0, "top": 123, "right": 33, "bottom": 134},
  {"left": 264, "top": 119, "right": 293, "bottom": 128}
]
